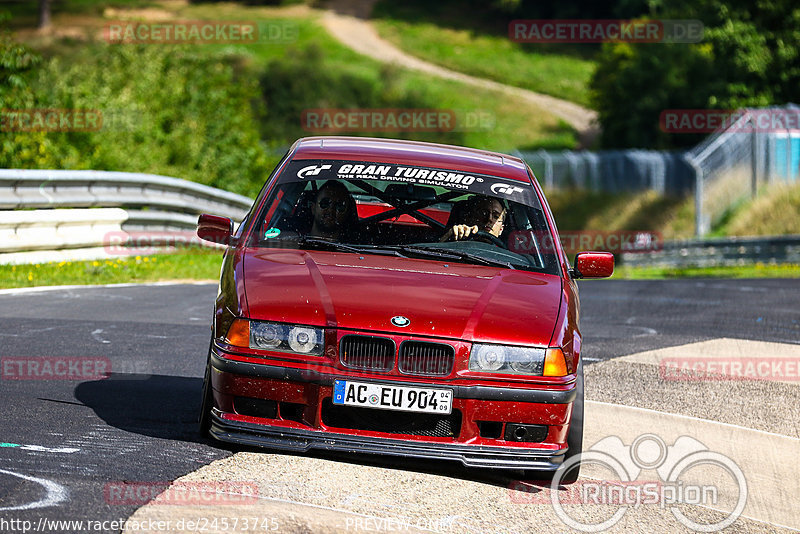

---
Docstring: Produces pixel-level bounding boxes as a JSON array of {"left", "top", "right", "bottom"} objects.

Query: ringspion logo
[{"left": 509, "top": 434, "right": 747, "bottom": 532}]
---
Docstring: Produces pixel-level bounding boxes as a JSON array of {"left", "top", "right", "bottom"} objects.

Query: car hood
[{"left": 242, "top": 249, "right": 562, "bottom": 346}]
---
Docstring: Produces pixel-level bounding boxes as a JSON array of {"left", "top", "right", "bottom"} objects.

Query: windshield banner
[{"left": 278, "top": 160, "right": 538, "bottom": 206}]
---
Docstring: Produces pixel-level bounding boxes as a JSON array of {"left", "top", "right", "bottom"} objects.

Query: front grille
[
  {"left": 321, "top": 398, "right": 461, "bottom": 437},
  {"left": 340, "top": 335, "right": 395, "bottom": 372},
  {"left": 398, "top": 341, "right": 455, "bottom": 376}
]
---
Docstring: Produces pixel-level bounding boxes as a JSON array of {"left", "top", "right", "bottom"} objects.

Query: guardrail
[
  {"left": 0, "top": 169, "right": 252, "bottom": 221},
  {"left": 621, "top": 235, "right": 800, "bottom": 268},
  {"left": 0, "top": 169, "right": 254, "bottom": 264}
]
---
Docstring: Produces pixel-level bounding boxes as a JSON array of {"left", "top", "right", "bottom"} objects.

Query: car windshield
[{"left": 250, "top": 160, "right": 560, "bottom": 274}]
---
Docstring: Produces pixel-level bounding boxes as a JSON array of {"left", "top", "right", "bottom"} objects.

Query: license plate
[{"left": 333, "top": 380, "right": 453, "bottom": 414}]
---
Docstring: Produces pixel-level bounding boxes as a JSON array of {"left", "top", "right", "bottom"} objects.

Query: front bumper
[
  {"left": 208, "top": 349, "right": 575, "bottom": 471},
  {"left": 210, "top": 411, "right": 566, "bottom": 470}
]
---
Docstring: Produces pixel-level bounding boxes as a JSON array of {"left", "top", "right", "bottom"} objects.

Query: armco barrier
[
  {"left": 621, "top": 235, "right": 800, "bottom": 268},
  {"left": 0, "top": 169, "right": 252, "bottom": 219},
  {"left": 2, "top": 169, "right": 797, "bottom": 268},
  {"left": 0, "top": 208, "right": 127, "bottom": 253},
  {"left": 0, "top": 169, "right": 253, "bottom": 264}
]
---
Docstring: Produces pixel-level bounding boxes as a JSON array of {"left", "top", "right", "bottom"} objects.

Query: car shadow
[
  {"left": 74, "top": 373, "right": 224, "bottom": 446},
  {"left": 74, "top": 373, "right": 555, "bottom": 492}
]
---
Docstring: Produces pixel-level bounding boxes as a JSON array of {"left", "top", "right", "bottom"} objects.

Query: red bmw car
[{"left": 197, "top": 137, "right": 613, "bottom": 482}]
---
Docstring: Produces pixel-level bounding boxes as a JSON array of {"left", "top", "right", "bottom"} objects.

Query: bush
[
  {"left": 2, "top": 40, "right": 274, "bottom": 197},
  {"left": 591, "top": 0, "right": 799, "bottom": 149},
  {"left": 258, "top": 44, "right": 467, "bottom": 147}
]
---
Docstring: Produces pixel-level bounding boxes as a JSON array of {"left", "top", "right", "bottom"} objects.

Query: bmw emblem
[{"left": 391, "top": 316, "right": 410, "bottom": 327}]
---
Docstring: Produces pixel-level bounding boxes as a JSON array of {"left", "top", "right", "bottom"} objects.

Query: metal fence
[
  {"left": 686, "top": 106, "right": 800, "bottom": 236},
  {"left": 621, "top": 235, "right": 800, "bottom": 268},
  {"left": 516, "top": 149, "right": 695, "bottom": 196},
  {"left": 517, "top": 104, "right": 800, "bottom": 237}
]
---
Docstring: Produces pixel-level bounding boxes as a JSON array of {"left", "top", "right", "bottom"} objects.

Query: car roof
[{"left": 291, "top": 137, "right": 533, "bottom": 183}]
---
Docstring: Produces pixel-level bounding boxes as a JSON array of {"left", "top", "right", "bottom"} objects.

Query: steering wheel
[{"left": 467, "top": 230, "right": 506, "bottom": 248}]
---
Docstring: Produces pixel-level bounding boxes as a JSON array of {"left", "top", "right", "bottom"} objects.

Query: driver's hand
[{"left": 444, "top": 224, "right": 479, "bottom": 241}]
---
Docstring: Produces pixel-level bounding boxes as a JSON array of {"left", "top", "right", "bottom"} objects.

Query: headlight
[
  {"left": 248, "top": 321, "right": 323, "bottom": 356},
  {"left": 469, "top": 343, "right": 546, "bottom": 375},
  {"left": 287, "top": 326, "right": 320, "bottom": 353}
]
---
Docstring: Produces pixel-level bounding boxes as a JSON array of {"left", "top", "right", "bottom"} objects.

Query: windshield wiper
[
  {"left": 298, "top": 237, "right": 404, "bottom": 257},
  {"left": 385, "top": 245, "right": 516, "bottom": 269},
  {"left": 296, "top": 239, "right": 514, "bottom": 268}
]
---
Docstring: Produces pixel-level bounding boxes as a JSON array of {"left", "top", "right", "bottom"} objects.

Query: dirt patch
[{"left": 321, "top": 0, "right": 599, "bottom": 148}]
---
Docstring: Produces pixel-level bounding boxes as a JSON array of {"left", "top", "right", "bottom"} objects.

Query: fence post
[
  {"left": 538, "top": 149, "right": 553, "bottom": 190},
  {"left": 686, "top": 156, "right": 706, "bottom": 237},
  {"left": 749, "top": 112, "right": 758, "bottom": 197}
]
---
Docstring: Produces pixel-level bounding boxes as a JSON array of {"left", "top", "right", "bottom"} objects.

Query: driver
[
  {"left": 441, "top": 195, "right": 507, "bottom": 243},
  {"left": 309, "top": 180, "right": 357, "bottom": 240}
]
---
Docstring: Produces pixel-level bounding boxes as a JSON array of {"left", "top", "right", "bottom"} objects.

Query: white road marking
[
  {"left": 0, "top": 469, "right": 68, "bottom": 511},
  {"left": 0, "top": 281, "right": 216, "bottom": 296},
  {"left": 1, "top": 442, "right": 81, "bottom": 453},
  {"left": 91, "top": 328, "right": 111, "bottom": 344}
]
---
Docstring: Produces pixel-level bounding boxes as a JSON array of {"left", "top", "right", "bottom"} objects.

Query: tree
[
  {"left": 590, "top": 0, "right": 799, "bottom": 149},
  {"left": 38, "top": 0, "right": 51, "bottom": 29}
]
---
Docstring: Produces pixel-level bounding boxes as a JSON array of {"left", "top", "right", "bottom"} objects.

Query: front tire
[
  {"left": 198, "top": 344, "right": 214, "bottom": 437},
  {"left": 520, "top": 359, "right": 584, "bottom": 485},
  {"left": 558, "top": 358, "right": 584, "bottom": 484}
]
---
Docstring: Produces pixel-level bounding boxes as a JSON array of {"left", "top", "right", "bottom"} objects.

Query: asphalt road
[{"left": 0, "top": 279, "right": 797, "bottom": 533}]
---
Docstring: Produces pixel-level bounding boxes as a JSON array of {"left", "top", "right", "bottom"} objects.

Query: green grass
[
  {"left": 3, "top": 0, "right": 156, "bottom": 29},
  {"left": 372, "top": 1, "right": 596, "bottom": 108},
  {"left": 82, "top": 1, "right": 581, "bottom": 150},
  {"left": 546, "top": 189, "right": 686, "bottom": 233},
  {"left": 614, "top": 263, "right": 800, "bottom": 279},
  {"left": 13, "top": 2, "right": 579, "bottom": 167},
  {"left": 723, "top": 183, "right": 800, "bottom": 236},
  {"left": 0, "top": 250, "right": 223, "bottom": 289},
  {"left": 172, "top": 5, "right": 579, "bottom": 151},
  {"left": 4, "top": 251, "right": 798, "bottom": 289}
]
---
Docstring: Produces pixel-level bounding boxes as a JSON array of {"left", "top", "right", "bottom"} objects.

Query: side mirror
[
  {"left": 573, "top": 251, "right": 614, "bottom": 278},
  {"left": 197, "top": 214, "right": 234, "bottom": 245}
]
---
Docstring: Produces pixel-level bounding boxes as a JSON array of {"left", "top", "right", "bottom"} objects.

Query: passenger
[
  {"left": 441, "top": 195, "right": 507, "bottom": 242},
  {"left": 308, "top": 180, "right": 357, "bottom": 241}
]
